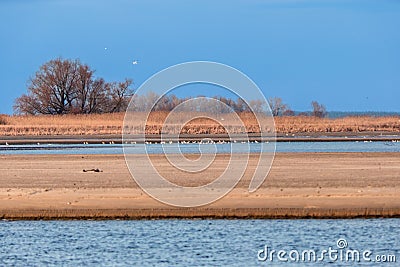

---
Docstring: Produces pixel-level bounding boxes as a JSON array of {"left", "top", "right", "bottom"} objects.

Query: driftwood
[{"left": 82, "top": 168, "right": 103, "bottom": 173}]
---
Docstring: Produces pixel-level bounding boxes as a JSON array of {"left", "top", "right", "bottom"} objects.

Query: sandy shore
[{"left": 0, "top": 153, "right": 399, "bottom": 219}]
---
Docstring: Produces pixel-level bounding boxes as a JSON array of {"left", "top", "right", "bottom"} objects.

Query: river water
[
  {"left": 1, "top": 141, "right": 400, "bottom": 155},
  {"left": 0, "top": 219, "right": 398, "bottom": 266},
  {"left": 1, "top": 142, "right": 399, "bottom": 266}
]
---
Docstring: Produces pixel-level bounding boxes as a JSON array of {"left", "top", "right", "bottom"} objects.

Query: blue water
[
  {"left": 0, "top": 219, "right": 398, "bottom": 266},
  {"left": 0, "top": 141, "right": 400, "bottom": 155},
  {"left": 1, "top": 142, "right": 399, "bottom": 266}
]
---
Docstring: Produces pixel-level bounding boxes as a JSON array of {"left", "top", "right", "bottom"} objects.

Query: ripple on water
[{"left": 0, "top": 219, "right": 399, "bottom": 266}]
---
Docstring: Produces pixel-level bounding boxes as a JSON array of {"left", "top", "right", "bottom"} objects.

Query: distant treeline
[
  {"left": 130, "top": 92, "right": 267, "bottom": 114},
  {"left": 130, "top": 94, "right": 329, "bottom": 117},
  {"left": 14, "top": 58, "right": 331, "bottom": 117}
]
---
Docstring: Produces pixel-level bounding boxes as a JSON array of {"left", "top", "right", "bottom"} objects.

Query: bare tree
[
  {"left": 282, "top": 109, "right": 295, "bottom": 116},
  {"left": 152, "top": 94, "right": 181, "bottom": 111},
  {"left": 249, "top": 99, "right": 266, "bottom": 113},
  {"left": 14, "top": 58, "right": 134, "bottom": 115},
  {"left": 268, "top": 97, "right": 290, "bottom": 116},
  {"left": 311, "top": 101, "right": 327, "bottom": 118},
  {"left": 14, "top": 93, "right": 43, "bottom": 115},
  {"left": 234, "top": 98, "right": 250, "bottom": 112},
  {"left": 85, "top": 78, "right": 108, "bottom": 114},
  {"left": 14, "top": 58, "right": 79, "bottom": 114},
  {"left": 73, "top": 64, "right": 94, "bottom": 114},
  {"left": 104, "top": 79, "right": 134, "bottom": 113}
]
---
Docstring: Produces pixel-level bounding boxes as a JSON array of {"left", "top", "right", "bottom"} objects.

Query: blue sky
[{"left": 0, "top": 0, "right": 399, "bottom": 114}]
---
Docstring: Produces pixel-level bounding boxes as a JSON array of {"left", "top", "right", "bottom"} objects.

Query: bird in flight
[{"left": 132, "top": 60, "right": 139, "bottom": 65}]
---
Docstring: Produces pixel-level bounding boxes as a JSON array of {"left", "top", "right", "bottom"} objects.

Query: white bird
[{"left": 132, "top": 60, "right": 139, "bottom": 65}]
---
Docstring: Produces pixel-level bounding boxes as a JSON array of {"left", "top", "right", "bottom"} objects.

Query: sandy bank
[{"left": 0, "top": 153, "right": 399, "bottom": 219}]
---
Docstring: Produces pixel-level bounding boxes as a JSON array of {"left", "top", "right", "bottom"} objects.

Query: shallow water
[
  {"left": 0, "top": 219, "right": 398, "bottom": 266},
  {"left": 0, "top": 141, "right": 400, "bottom": 155}
]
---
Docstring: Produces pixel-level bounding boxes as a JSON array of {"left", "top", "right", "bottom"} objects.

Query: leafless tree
[
  {"left": 104, "top": 79, "right": 134, "bottom": 113},
  {"left": 14, "top": 58, "right": 133, "bottom": 115},
  {"left": 234, "top": 98, "right": 250, "bottom": 112},
  {"left": 14, "top": 58, "right": 79, "bottom": 114},
  {"left": 249, "top": 99, "right": 266, "bottom": 113},
  {"left": 311, "top": 101, "right": 327, "bottom": 118},
  {"left": 84, "top": 78, "right": 108, "bottom": 114},
  {"left": 268, "top": 97, "right": 290, "bottom": 116},
  {"left": 73, "top": 64, "right": 94, "bottom": 114}
]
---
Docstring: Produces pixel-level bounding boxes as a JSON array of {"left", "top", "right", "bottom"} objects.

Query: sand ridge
[{"left": 0, "top": 153, "right": 399, "bottom": 219}]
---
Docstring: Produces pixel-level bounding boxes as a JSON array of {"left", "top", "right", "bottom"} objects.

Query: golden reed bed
[{"left": 0, "top": 112, "right": 399, "bottom": 136}]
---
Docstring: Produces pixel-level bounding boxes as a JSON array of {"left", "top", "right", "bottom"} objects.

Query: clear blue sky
[{"left": 0, "top": 0, "right": 399, "bottom": 114}]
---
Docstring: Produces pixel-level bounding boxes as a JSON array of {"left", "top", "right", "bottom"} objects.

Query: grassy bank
[{"left": 0, "top": 112, "right": 399, "bottom": 136}]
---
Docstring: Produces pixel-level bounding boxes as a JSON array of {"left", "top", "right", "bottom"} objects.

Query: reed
[
  {"left": 275, "top": 116, "right": 400, "bottom": 133},
  {"left": 0, "top": 114, "right": 9, "bottom": 125},
  {"left": 0, "top": 112, "right": 399, "bottom": 136}
]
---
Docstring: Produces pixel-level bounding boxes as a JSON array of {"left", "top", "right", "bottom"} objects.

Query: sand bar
[{"left": 0, "top": 153, "right": 399, "bottom": 219}]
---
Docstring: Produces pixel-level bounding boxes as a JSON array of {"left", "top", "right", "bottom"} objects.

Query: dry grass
[
  {"left": 0, "top": 113, "right": 124, "bottom": 136},
  {"left": 0, "top": 112, "right": 399, "bottom": 136},
  {"left": 0, "top": 115, "right": 8, "bottom": 126},
  {"left": 275, "top": 116, "right": 400, "bottom": 133},
  {"left": 142, "top": 111, "right": 263, "bottom": 134}
]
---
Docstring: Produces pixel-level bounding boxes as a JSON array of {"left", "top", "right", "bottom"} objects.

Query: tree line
[
  {"left": 131, "top": 93, "right": 327, "bottom": 117},
  {"left": 268, "top": 97, "right": 327, "bottom": 118},
  {"left": 130, "top": 92, "right": 268, "bottom": 114},
  {"left": 14, "top": 58, "right": 327, "bottom": 117}
]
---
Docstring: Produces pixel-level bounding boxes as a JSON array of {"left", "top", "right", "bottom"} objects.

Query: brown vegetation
[
  {"left": 0, "top": 113, "right": 124, "bottom": 136},
  {"left": 275, "top": 116, "right": 400, "bottom": 133},
  {"left": 0, "top": 114, "right": 8, "bottom": 126},
  {"left": 0, "top": 112, "right": 399, "bottom": 136}
]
